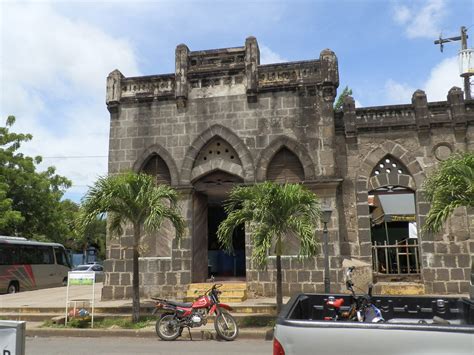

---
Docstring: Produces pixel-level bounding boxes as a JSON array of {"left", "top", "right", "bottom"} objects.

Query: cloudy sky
[{"left": 1, "top": 0, "right": 472, "bottom": 202}]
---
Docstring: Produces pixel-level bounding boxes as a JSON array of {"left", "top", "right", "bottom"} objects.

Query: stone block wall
[{"left": 103, "top": 36, "right": 473, "bottom": 300}]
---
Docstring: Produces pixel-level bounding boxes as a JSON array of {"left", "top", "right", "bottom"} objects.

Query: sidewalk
[
  {"left": 1, "top": 284, "right": 279, "bottom": 340},
  {"left": 0, "top": 283, "right": 286, "bottom": 309}
]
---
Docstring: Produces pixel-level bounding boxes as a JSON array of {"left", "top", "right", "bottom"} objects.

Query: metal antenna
[{"left": 434, "top": 26, "right": 471, "bottom": 99}]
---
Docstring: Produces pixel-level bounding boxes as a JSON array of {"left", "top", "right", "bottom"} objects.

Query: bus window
[
  {"left": 54, "top": 247, "right": 70, "bottom": 267},
  {"left": 0, "top": 245, "right": 20, "bottom": 265},
  {"left": 39, "top": 246, "right": 55, "bottom": 264},
  {"left": 21, "top": 246, "right": 43, "bottom": 264}
]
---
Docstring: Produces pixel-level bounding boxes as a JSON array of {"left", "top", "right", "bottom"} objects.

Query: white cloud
[
  {"left": 384, "top": 56, "right": 463, "bottom": 104},
  {"left": 1, "top": 2, "right": 141, "bottom": 200},
  {"left": 385, "top": 79, "right": 416, "bottom": 104},
  {"left": 424, "top": 56, "right": 461, "bottom": 101},
  {"left": 260, "top": 45, "right": 287, "bottom": 64},
  {"left": 392, "top": 0, "right": 446, "bottom": 39}
]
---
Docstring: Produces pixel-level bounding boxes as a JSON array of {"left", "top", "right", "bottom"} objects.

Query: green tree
[
  {"left": 0, "top": 116, "right": 72, "bottom": 240},
  {"left": 69, "top": 202, "right": 107, "bottom": 261},
  {"left": 0, "top": 181, "right": 24, "bottom": 231},
  {"left": 423, "top": 152, "right": 474, "bottom": 233},
  {"left": 80, "top": 172, "right": 185, "bottom": 322},
  {"left": 217, "top": 182, "right": 321, "bottom": 312},
  {"left": 334, "top": 86, "right": 353, "bottom": 111}
]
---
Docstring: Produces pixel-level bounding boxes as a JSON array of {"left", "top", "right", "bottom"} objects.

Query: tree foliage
[
  {"left": 0, "top": 116, "right": 72, "bottom": 241},
  {"left": 334, "top": 86, "right": 353, "bottom": 111},
  {"left": 422, "top": 152, "right": 474, "bottom": 234},
  {"left": 80, "top": 171, "right": 185, "bottom": 322},
  {"left": 217, "top": 182, "right": 321, "bottom": 311}
]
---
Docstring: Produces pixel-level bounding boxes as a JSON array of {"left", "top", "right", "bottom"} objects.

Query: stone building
[{"left": 102, "top": 37, "right": 473, "bottom": 300}]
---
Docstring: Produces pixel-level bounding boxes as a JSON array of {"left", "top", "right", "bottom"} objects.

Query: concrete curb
[{"left": 26, "top": 327, "right": 273, "bottom": 340}]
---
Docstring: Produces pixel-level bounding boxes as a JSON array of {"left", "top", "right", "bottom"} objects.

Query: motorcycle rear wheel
[
  {"left": 214, "top": 312, "right": 238, "bottom": 341},
  {"left": 156, "top": 314, "right": 181, "bottom": 341}
]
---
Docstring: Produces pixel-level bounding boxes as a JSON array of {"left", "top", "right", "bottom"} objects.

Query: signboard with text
[{"left": 68, "top": 272, "right": 95, "bottom": 285}]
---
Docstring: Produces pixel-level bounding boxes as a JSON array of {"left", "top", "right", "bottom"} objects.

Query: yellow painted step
[
  {"left": 186, "top": 282, "right": 248, "bottom": 302},
  {"left": 375, "top": 282, "right": 425, "bottom": 295},
  {"left": 186, "top": 289, "right": 247, "bottom": 297},
  {"left": 188, "top": 283, "right": 247, "bottom": 290}
]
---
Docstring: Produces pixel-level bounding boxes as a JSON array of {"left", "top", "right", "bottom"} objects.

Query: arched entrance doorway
[{"left": 192, "top": 171, "right": 245, "bottom": 282}]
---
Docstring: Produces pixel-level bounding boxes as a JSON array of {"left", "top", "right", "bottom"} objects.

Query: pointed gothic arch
[
  {"left": 133, "top": 144, "right": 179, "bottom": 185},
  {"left": 357, "top": 141, "right": 425, "bottom": 189},
  {"left": 256, "top": 136, "right": 315, "bottom": 182},
  {"left": 181, "top": 124, "right": 255, "bottom": 184},
  {"left": 266, "top": 147, "right": 305, "bottom": 182}
]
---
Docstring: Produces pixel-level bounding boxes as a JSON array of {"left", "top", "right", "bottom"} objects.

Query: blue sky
[{"left": 1, "top": 0, "right": 472, "bottom": 202}]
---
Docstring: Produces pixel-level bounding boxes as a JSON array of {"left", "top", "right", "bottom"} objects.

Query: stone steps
[
  {"left": 184, "top": 282, "right": 247, "bottom": 302},
  {"left": 374, "top": 282, "right": 425, "bottom": 295}
]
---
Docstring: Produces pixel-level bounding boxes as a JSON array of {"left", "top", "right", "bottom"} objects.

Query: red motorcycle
[{"left": 152, "top": 284, "right": 239, "bottom": 341}]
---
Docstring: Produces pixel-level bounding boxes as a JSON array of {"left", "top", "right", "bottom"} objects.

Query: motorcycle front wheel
[
  {"left": 214, "top": 311, "right": 239, "bottom": 341},
  {"left": 156, "top": 314, "right": 181, "bottom": 341}
]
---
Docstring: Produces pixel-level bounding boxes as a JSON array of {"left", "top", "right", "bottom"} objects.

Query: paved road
[{"left": 26, "top": 336, "right": 271, "bottom": 354}]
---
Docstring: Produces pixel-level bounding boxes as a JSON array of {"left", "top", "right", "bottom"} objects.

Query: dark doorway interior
[
  {"left": 208, "top": 203, "right": 245, "bottom": 278},
  {"left": 192, "top": 170, "right": 246, "bottom": 281}
]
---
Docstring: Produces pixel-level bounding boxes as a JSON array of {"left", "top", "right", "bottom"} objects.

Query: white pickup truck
[{"left": 273, "top": 293, "right": 474, "bottom": 355}]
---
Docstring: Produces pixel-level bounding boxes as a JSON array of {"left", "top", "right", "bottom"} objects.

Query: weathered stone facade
[{"left": 103, "top": 37, "right": 473, "bottom": 300}]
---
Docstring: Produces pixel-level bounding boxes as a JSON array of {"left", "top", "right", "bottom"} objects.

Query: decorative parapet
[
  {"left": 337, "top": 87, "right": 473, "bottom": 135},
  {"left": 187, "top": 46, "right": 246, "bottom": 73},
  {"left": 120, "top": 74, "right": 175, "bottom": 99},
  {"left": 355, "top": 104, "right": 415, "bottom": 128},
  {"left": 107, "top": 37, "right": 339, "bottom": 106},
  {"left": 258, "top": 60, "right": 321, "bottom": 90}
]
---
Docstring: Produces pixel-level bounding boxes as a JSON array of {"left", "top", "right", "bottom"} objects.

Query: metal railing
[{"left": 372, "top": 239, "right": 420, "bottom": 275}]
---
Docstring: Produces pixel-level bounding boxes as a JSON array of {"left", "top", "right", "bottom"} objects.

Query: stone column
[
  {"left": 245, "top": 36, "right": 259, "bottom": 102},
  {"left": 175, "top": 44, "right": 189, "bottom": 108},
  {"left": 317, "top": 49, "right": 339, "bottom": 177},
  {"left": 106, "top": 69, "right": 124, "bottom": 119},
  {"left": 412, "top": 90, "right": 429, "bottom": 131},
  {"left": 343, "top": 95, "right": 356, "bottom": 143},
  {"left": 447, "top": 86, "right": 467, "bottom": 135},
  {"left": 106, "top": 69, "right": 124, "bottom": 104}
]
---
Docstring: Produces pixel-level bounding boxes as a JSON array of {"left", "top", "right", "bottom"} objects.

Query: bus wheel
[
  {"left": 62, "top": 277, "right": 68, "bottom": 286},
  {"left": 7, "top": 282, "right": 19, "bottom": 294}
]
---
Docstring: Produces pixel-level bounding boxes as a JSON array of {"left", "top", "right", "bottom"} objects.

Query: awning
[{"left": 371, "top": 193, "right": 416, "bottom": 225}]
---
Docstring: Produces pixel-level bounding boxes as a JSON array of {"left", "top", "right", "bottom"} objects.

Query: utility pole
[{"left": 434, "top": 26, "right": 471, "bottom": 100}]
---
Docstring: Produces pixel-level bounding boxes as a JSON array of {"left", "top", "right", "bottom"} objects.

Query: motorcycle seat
[{"left": 168, "top": 300, "right": 193, "bottom": 308}]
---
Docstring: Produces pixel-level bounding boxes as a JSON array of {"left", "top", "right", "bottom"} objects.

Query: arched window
[
  {"left": 141, "top": 154, "right": 172, "bottom": 257},
  {"left": 266, "top": 147, "right": 304, "bottom": 255},
  {"left": 142, "top": 154, "right": 171, "bottom": 185},
  {"left": 369, "top": 155, "right": 419, "bottom": 276},
  {"left": 267, "top": 147, "right": 305, "bottom": 183}
]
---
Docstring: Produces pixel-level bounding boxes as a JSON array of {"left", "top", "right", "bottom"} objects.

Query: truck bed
[{"left": 274, "top": 294, "right": 474, "bottom": 355}]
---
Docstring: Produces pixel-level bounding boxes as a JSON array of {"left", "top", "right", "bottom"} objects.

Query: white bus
[{"left": 0, "top": 236, "right": 71, "bottom": 293}]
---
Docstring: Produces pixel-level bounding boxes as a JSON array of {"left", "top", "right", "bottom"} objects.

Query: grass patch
[
  {"left": 95, "top": 317, "right": 155, "bottom": 329},
  {"left": 41, "top": 316, "right": 156, "bottom": 329},
  {"left": 238, "top": 316, "right": 276, "bottom": 328}
]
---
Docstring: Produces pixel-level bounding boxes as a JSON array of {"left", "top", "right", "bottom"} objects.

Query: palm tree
[
  {"left": 423, "top": 152, "right": 474, "bottom": 233},
  {"left": 217, "top": 181, "right": 321, "bottom": 312},
  {"left": 80, "top": 171, "right": 185, "bottom": 322}
]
